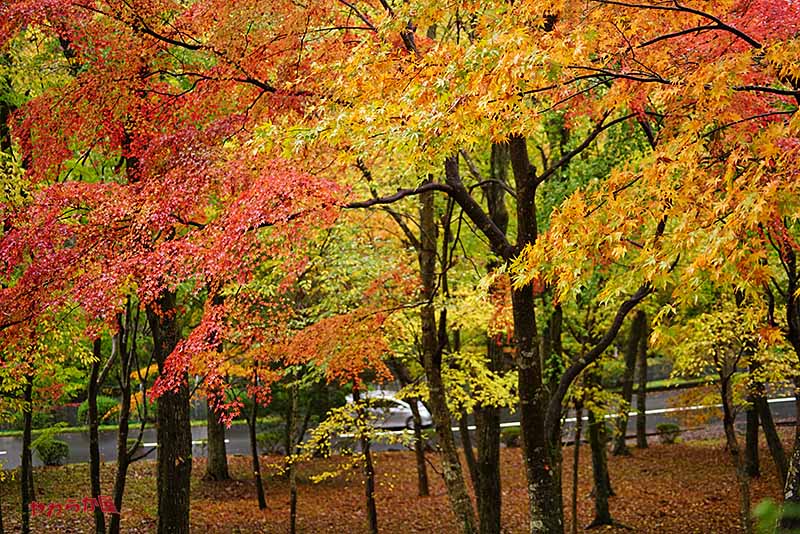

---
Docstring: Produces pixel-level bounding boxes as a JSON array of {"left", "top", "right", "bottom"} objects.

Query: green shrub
[
  {"left": 656, "top": 422, "right": 681, "bottom": 444},
  {"left": 12, "top": 410, "right": 54, "bottom": 431},
  {"left": 256, "top": 430, "right": 285, "bottom": 455},
  {"left": 33, "top": 437, "right": 69, "bottom": 466},
  {"left": 77, "top": 395, "right": 120, "bottom": 425},
  {"left": 754, "top": 498, "right": 800, "bottom": 533},
  {"left": 501, "top": 427, "right": 521, "bottom": 448}
]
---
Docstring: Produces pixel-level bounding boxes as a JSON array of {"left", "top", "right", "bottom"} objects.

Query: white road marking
[
  {"left": 338, "top": 396, "right": 797, "bottom": 437},
  {"left": 142, "top": 439, "right": 230, "bottom": 448}
]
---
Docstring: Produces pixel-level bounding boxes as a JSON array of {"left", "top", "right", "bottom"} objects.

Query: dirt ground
[{"left": 4, "top": 433, "right": 784, "bottom": 533}]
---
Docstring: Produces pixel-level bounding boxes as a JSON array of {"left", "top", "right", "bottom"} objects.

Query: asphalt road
[{"left": 1, "top": 390, "right": 795, "bottom": 470}]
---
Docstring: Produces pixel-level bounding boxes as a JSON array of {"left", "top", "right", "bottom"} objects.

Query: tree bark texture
[
  {"left": 147, "top": 291, "right": 192, "bottom": 534},
  {"left": 721, "top": 376, "right": 752, "bottom": 534},
  {"left": 20, "top": 374, "right": 33, "bottom": 534},
  {"left": 89, "top": 338, "right": 107, "bottom": 534},
  {"left": 508, "top": 137, "right": 563, "bottom": 534},
  {"left": 587, "top": 404, "right": 613, "bottom": 527},
  {"left": 419, "top": 181, "right": 477, "bottom": 534},
  {"left": 613, "top": 311, "right": 645, "bottom": 456},
  {"left": 248, "top": 387, "right": 267, "bottom": 510},
  {"left": 205, "top": 401, "right": 230, "bottom": 481},
  {"left": 636, "top": 315, "right": 649, "bottom": 449}
]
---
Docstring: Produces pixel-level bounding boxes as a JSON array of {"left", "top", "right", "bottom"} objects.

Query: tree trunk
[
  {"left": 587, "top": 406, "right": 613, "bottom": 528},
  {"left": 205, "top": 293, "right": 229, "bottom": 481},
  {"left": 289, "top": 380, "right": 299, "bottom": 534},
  {"left": 783, "top": 375, "right": 800, "bottom": 530},
  {"left": 472, "top": 141, "right": 508, "bottom": 534},
  {"left": 744, "top": 400, "right": 760, "bottom": 478},
  {"left": 755, "top": 395, "right": 787, "bottom": 487},
  {"left": 147, "top": 291, "right": 192, "bottom": 534},
  {"left": 20, "top": 374, "right": 33, "bottom": 534},
  {"left": 249, "top": 387, "right": 267, "bottom": 510},
  {"left": 89, "top": 338, "right": 107, "bottom": 534},
  {"left": 475, "top": 403, "right": 501, "bottom": 534},
  {"left": 205, "top": 400, "right": 230, "bottom": 481},
  {"left": 571, "top": 399, "right": 583, "bottom": 534},
  {"left": 721, "top": 377, "right": 752, "bottom": 534},
  {"left": 781, "top": 246, "right": 800, "bottom": 528},
  {"left": 419, "top": 181, "right": 477, "bottom": 534},
  {"left": 409, "top": 398, "right": 430, "bottom": 497},
  {"left": 389, "top": 361, "right": 430, "bottom": 497},
  {"left": 362, "top": 426, "right": 379, "bottom": 534},
  {"left": 110, "top": 306, "right": 137, "bottom": 534},
  {"left": 636, "top": 314, "right": 649, "bottom": 449},
  {"left": 475, "top": 336, "right": 503, "bottom": 534},
  {"left": 614, "top": 311, "right": 644, "bottom": 456},
  {"left": 460, "top": 412, "right": 479, "bottom": 492},
  {"left": 507, "top": 137, "right": 563, "bottom": 534}
]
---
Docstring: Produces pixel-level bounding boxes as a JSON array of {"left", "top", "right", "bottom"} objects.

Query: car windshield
[{"left": 366, "top": 398, "right": 403, "bottom": 409}]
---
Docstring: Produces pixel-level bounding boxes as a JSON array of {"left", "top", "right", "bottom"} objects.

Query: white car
[{"left": 345, "top": 390, "right": 433, "bottom": 430}]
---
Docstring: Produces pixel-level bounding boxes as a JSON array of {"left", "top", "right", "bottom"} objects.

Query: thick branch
[
  {"left": 734, "top": 85, "right": 800, "bottom": 97},
  {"left": 355, "top": 160, "right": 421, "bottom": 249},
  {"left": 545, "top": 283, "right": 653, "bottom": 443},
  {"left": 592, "top": 0, "right": 761, "bottom": 48},
  {"left": 443, "top": 156, "right": 516, "bottom": 259},
  {"left": 537, "top": 112, "right": 634, "bottom": 184},
  {"left": 345, "top": 183, "right": 453, "bottom": 209}
]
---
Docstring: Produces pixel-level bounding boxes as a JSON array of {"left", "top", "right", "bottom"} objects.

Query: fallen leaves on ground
[{"left": 0, "top": 433, "right": 784, "bottom": 533}]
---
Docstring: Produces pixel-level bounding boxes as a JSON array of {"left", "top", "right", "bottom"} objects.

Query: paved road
[{"left": 1, "top": 390, "right": 795, "bottom": 470}]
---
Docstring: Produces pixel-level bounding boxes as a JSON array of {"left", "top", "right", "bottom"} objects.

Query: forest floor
[{"left": 0, "top": 430, "right": 786, "bottom": 533}]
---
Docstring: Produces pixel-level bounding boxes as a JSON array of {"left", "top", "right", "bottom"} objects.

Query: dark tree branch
[
  {"left": 545, "top": 283, "right": 654, "bottom": 444},
  {"left": 734, "top": 85, "right": 800, "bottom": 97},
  {"left": 591, "top": 0, "right": 762, "bottom": 48},
  {"left": 345, "top": 183, "right": 453, "bottom": 209},
  {"left": 443, "top": 156, "right": 516, "bottom": 259},
  {"left": 537, "top": 112, "right": 635, "bottom": 184},
  {"left": 354, "top": 159, "right": 421, "bottom": 249},
  {"left": 637, "top": 25, "right": 722, "bottom": 48}
]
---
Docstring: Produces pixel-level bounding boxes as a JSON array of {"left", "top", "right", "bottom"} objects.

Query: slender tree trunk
[
  {"left": 587, "top": 406, "right": 612, "bottom": 528},
  {"left": 507, "top": 137, "right": 563, "bottom": 534},
  {"left": 571, "top": 400, "right": 583, "bottom": 534},
  {"left": 147, "top": 291, "right": 192, "bottom": 534},
  {"left": 20, "top": 374, "right": 33, "bottom": 534},
  {"left": 475, "top": 336, "right": 503, "bottom": 534},
  {"left": 352, "top": 387, "right": 379, "bottom": 534},
  {"left": 636, "top": 315, "right": 649, "bottom": 449},
  {"left": 205, "top": 293, "right": 229, "bottom": 481},
  {"left": 721, "top": 376, "right": 752, "bottom": 534},
  {"left": 249, "top": 387, "right": 267, "bottom": 510},
  {"left": 110, "top": 307, "right": 137, "bottom": 534},
  {"left": 409, "top": 399, "right": 430, "bottom": 496},
  {"left": 754, "top": 395, "right": 787, "bottom": 487},
  {"left": 289, "top": 381, "right": 299, "bottom": 534},
  {"left": 744, "top": 400, "right": 760, "bottom": 478},
  {"left": 783, "top": 374, "right": 800, "bottom": 530},
  {"left": 89, "top": 339, "right": 106, "bottom": 534},
  {"left": 475, "top": 403, "right": 501, "bottom": 534},
  {"left": 614, "top": 312, "right": 644, "bottom": 456},
  {"left": 419, "top": 182, "right": 477, "bottom": 534},
  {"left": 460, "top": 412, "right": 479, "bottom": 492},
  {"left": 205, "top": 400, "right": 229, "bottom": 481},
  {"left": 781, "top": 248, "right": 800, "bottom": 528},
  {"left": 472, "top": 140, "right": 509, "bottom": 534},
  {"left": 109, "top": 384, "right": 131, "bottom": 534},
  {"left": 362, "top": 430, "right": 379, "bottom": 534}
]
